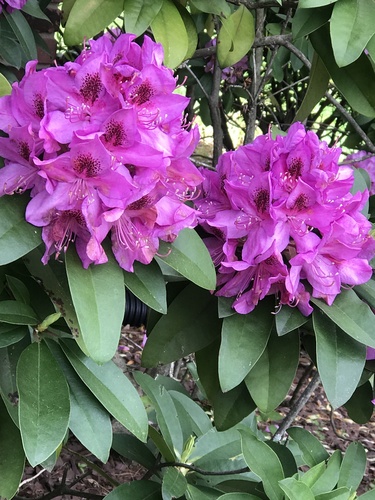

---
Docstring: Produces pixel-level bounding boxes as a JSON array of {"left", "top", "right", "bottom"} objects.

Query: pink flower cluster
[
  {"left": 196, "top": 123, "right": 375, "bottom": 316},
  {"left": 0, "top": 0, "right": 26, "bottom": 14},
  {"left": 0, "top": 33, "right": 202, "bottom": 271}
]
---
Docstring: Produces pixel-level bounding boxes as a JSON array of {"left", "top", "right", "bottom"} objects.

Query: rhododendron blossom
[
  {"left": 0, "top": 33, "right": 202, "bottom": 271},
  {"left": 196, "top": 123, "right": 375, "bottom": 316},
  {"left": 0, "top": 0, "right": 26, "bottom": 14}
]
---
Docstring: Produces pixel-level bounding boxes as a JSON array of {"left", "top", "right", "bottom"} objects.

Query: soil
[{"left": 15, "top": 330, "right": 375, "bottom": 499}]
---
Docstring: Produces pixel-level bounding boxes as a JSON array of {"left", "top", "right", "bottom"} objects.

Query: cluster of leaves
[{"left": 0, "top": 0, "right": 375, "bottom": 499}]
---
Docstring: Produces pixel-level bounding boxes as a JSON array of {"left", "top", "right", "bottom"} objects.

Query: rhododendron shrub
[
  {"left": 0, "top": 33, "right": 202, "bottom": 272},
  {"left": 0, "top": 0, "right": 26, "bottom": 14},
  {"left": 196, "top": 123, "right": 375, "bottom": 316}
]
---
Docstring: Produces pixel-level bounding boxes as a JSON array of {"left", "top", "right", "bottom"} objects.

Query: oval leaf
[
  {"left": 0, "top": 195, "right": 41, "bottom": 265},
  {"left": 17, "top": 341, "right": 70, "bottom": 467},
  {"left": 61, "top": 338, "right": 148, "bottom": 442},
  {"left": 279, "top": 477, "right": 315, "bottom": 500},
  {"left": 123, "top": 0, "right": 163, "bottom": 36},
  {"left": 189, "top": 0, "right": 231, "bottom": 17},
  {"left": 0, "top": 324, "right": 27, "bottom": 348},
  {"left": 162, "top": 467, "right": 188, "bottom": 500},
  {"left": 0, "top": 300, "right": 38, "bottom": 325},
  {"left": 66, "top": 245, "right": 125, "bottom": 363},
  {"left": 0, "top": 72, "right": 11, "bottom": 97},
  {"left": 313, "top": 310, "right": 366, "bottom": 408},
  {"left": 150, "top": 0, "right": 189, "bottom": 69},
  {"left": 217, "top": 5, "right": 254, "bottom": 68},
  {"left": 337, "top": 442, "right": 367, "bottom": 491},
  {"left": 157, "top": 228, "right": 216, "bottom": 290},
  {"left": 287, "top": 427, "right": 329, "bottom": 467},
  {"left": 103, "top": 480, "right": 161, "bottom": 500}
]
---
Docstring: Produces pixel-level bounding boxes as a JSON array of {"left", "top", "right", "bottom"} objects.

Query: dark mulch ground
[{"left": 16, "top": 331, "right": 375, "bottom": 499}]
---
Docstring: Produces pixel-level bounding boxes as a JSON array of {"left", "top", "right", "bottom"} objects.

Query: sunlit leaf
[
  {"left": 337, "top": 442, "right": 366, "bottom": 491},
  {"left": 123, "top": 0, "right": 163, "bottom": 36},
  {"left": 0, "top": 72, "right": 11, "bottom": 97},
  {"left": 279, "top": 477, "right": 315, "bottom": 500},
  {"left": 189, "top": 0, "right": 231, "bottom": 17}
]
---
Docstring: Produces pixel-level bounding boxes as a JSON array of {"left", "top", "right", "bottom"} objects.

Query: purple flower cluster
[
  {"left": 196, "top": 123, "right": 375, "bottom": 316},
  {"left": 0, "top": 33, "right": 202, "bottom": 271},
  {"left": 0, "top": 0, "right": 26, "bottom": 14}
]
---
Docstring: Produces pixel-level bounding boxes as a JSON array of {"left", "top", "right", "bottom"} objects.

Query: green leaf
[
  {"left": 17, "top": 341, "right": 70, "bottom": 466},
  {"left": 142, "top": 283, "right": 221, "bottom": 367},
  {"left": 123, "top": 260, "right": 167, "bottom": 314},
  {"left": 266, "top": 440, "right": 298, "bottom": 478},
  {"left": 64, "top": 0, "right": 124, "bottom": 46},
  {"left": 294, "top": 51, "right": 330, "bottom": 123},
  {"left": 0, "top": 17, "right": 22, "bottom": 69},
  {"left": 133, "top": 372, "right": 184, "bottom": 459},
  {"left": 0, "top": 324, "right": 27, "bottom": 348},
  {"left": 112, "top": 433, "right": 156, "bottom": 469},
  {"left": 245, "top": 330, "right": 300, "bottom": 414},
  {"left": 287, "top": 427, "right": 329, "bottom": 467},
  {"left": 0, "top": 300, "right": 39, "bottom": 325},
  {"left": 275, "top": 305, "right": 308, "bottom": 336},
  {"left": 217, "top": 5, "right": 254, "bottom": 68},
  {"left": 330, "top": 0, "right": 375, "bottom": 67},
  {"left": 310, "top": 24, "right": 375, "bottom": 117},
  {"left": 61, "top": 338, "right": 148, "bottom": 442},
  {"left": 47, "top": 339, "right": 112, "bottom": 462},
  {"left": 337, "top": 441, "right": 367, "bottom": 491},
  {"left": 123, "top": 0, "right": 163, "bottom": 36},
  {"left": 4, "top": 10, "right": 37, "bottom": 61},
  {"left": 279, "top": 477, "right": 315, "bottom": 500},
  {"left": 292, "top": 5, "right": 332, "bottom": 39},
  {"left": 311, "top": 288, "right": 375, "bottom": 347},
  {"left": 354, "top": 278, "right": 375, "bottom": 308},
  {"left": 344, "top": 380, "right": 374, "bottom": 424},
  {"left": 218, "top": 495, "right": 262, "bottom": 500},
  {"left": 103, "top": 480, "right": 161, "bottom": 500},
  {"left": 0, "top": 398, "right": 25, "bottom": 500},
  {"left": 219, "top": 302, "right": 274, "bottom": 392},
  {"left": 313, "top": 311, "right": 366, "bottom": 408},
  {"left": 22, "top": 0, "right": 51, "bottom": 21},
  {"left": 0, "top": 72, "right": 11, "bottom": 97},
  {"left": 187, "top": 484, "right": 224, "bottom": 499},
  {"left": 157, "top": 228, "right": 216, "bottom": 290},
  {"left": 189, "top": 0, "right": 231, "bottom": 16},
  {"left": 169, "top": 390, "right": 212, "bottom": 437},
  {"left": 175, "top": 2, "right": 198, "bottom": 60},
  {"left": 162, "top": 467, "right": 188, "bottom": 500},
  {"left": 309, "top": 450, "right": 342, "bottom": 496},
  {"left": 315, "top": 488, "right": 352, "bottom": 500},
  {"left": 151, "top": 0, "right": 188, "bottom": 68},
  {"left": 0, "top": 334, "right": 30, "bottom": 426},
  {"left": 66, "top": 245, "right": 125, "bottom": 363},
  {"left": 0, "top": 195, "right": 41, "bottom": 265},
  {"left": 299, "top": 0, "right": 338, "bottom": 6},
  {"left": 358, "top": 489, "right": 375, "bottom": 499},
  {"left": 240, "top": 429, "right": 284, "bottom": 500},
  {"left": 6, "top": 275, "right": 30, "bottom": 304}
]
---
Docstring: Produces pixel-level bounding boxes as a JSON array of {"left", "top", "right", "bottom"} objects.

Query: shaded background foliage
[{"left": 0, "top": 0, "right": 374, "bottom": 499}]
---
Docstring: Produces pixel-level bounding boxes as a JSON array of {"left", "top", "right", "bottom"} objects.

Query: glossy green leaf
[
  {"left": 240, "top": 429, "right": 284, "bottom": 500},
  {"left": 17, "top": 341, "right": 70, "bottom": 466},
  {"left": 313, "top": 311, "right": 366, "bottom": 408},
  {"left": 4, "top": 9, "right": 37, "bottom": 61},
  {"left": 287, "top": 427, "right": 329, "bottom": 467},
  {"left": 151, "top": 0, "right": 188, "bottom": 68},
  {"left": 157, "top": 228, "right": 216, "bottom": 290},
  {"left": 123, "top": 260, "right": 166, "bottom": 314},
  {"left": 0, "top": 195, "right": 41, "bottom": 265},
  {"left": 245, "top": 331, "right": 299, "bottom": 413},
  {"left": 64, "top": 0, "right": 124, "bottom": 46},
  {"left": 175, "top": 2, "right": 198, "bottom": 60},
  {"left": 0, "top": 17, "right": 22, "bottom": 69},
  {"left": 187, "top": 484, "right": 224, "bottom": 499},
  {"left": 354, "top": 278, "right": 375, "bottom": 308},
  {"left": 315, "top": 488, "right": 352, "bottom": 500},
  {"left": 294, "top": 51, "right": 330, "bottom": 123},
  {"left": 310, "top": 24, "right": 375, "bottom": 117},
  {"left": 66, "top": 245, "right": 125, "bottom": 363},
  {"left": 330, "top": 0, "right": 375, "bottom": 67},
  {"left": 134, "top": 372, "right": 184, "bottom": 459},
  {"left": 279, "top": 477, "right": 315, "bottom": 500},
  {"left": 217, "top": 5, "right": 254, "bottom": 68},
  {"left": 47, "top": 339, "right": 112, "bottom": 462},
  {"left": 6, "top": 275, "right": 30, "bottom": 305},
  {"left": 123, "top": 0, "right": 163, "bottom": 36},
  {"left": 0, "top": 72, "right": 11, "bottom": 96},
  {"left": 299, "top": 0, "right": 338, "bottom": 6},
  {"left": 169, "top": 390, "right": 212, "bottom": 437},
  {"left": 189, "top": 0, "right": 231, "bottom": 16},
  {"left": 22, "top": 0, "right": 50, "bottom": 21},
  {"left": 142, "top": 283, "right": 221, "bottom": 367},
  {"left": 162, "top": 467, "right": 188, "bottom": 500},
  {"left": 0, "top": 300, "right": 38, "bottom": 325},
  {"left": 0, "top": 398, "right": 25, "bottom": 500},
  {"left": 218, "top": 495, "right": 262, "bottom": 500},
  {"left": 0, "top": 334, "right": 30, "bottom": 426},
  {"left": 344, "top": 380, "right": 374, "bottom": 424},
  {"left": 275, "top": 305, "right": 308, "bottom": 336},
  {"left": 0, "top": 324, "right": 27, "bottom": 348},
  {"left": 308, "top": 450, "right": 342, "bottom": 496},
  {"left": 311, "top": 288, "right": 375, "bottom": 348},
  {"left": 61, "top": 339, "right": 148, "bottom": 442},
  {"left": 337, "top": 441, "right": 366, "bottom": 491},
  {"left": 112, "top": 433, "right": 156, "bottom": 469},
  {"left": 103, "top": 480, "right": 161, "bottom": 500},
  {"left": 292, "top": 5, "right": 332, "bottom": 39},
  {"left": 219, "top": 302, "right": 274, "bottom": 392}
]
